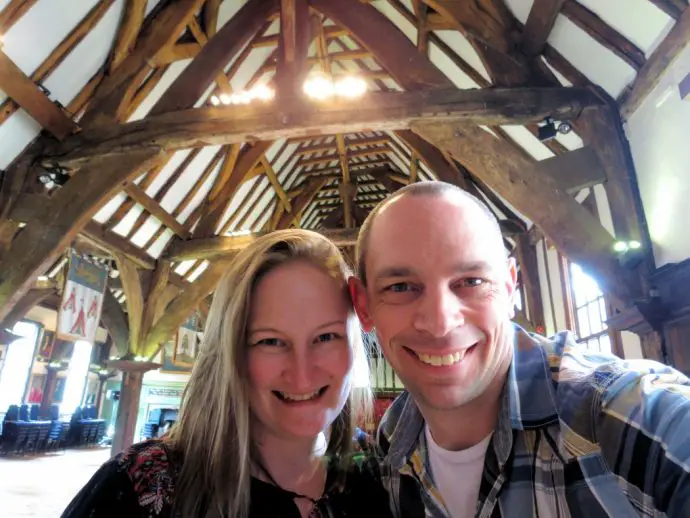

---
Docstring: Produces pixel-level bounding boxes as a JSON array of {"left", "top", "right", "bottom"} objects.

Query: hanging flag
[{"left": 57, "top": 250, "right": 108, "bottom": 343}]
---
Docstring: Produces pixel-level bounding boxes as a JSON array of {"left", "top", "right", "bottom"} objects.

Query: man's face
[{"left": 352, "top": 193, "right": 517, "bottom": 412}]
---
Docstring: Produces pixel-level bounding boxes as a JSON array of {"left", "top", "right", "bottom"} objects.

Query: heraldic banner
[{"left": 57, "top": 250, "right": 108, "bottom": 343}]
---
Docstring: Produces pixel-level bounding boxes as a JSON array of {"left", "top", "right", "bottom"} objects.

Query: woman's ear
[{"left": 348, "top": 276, "right": 375, "bottom": 332}]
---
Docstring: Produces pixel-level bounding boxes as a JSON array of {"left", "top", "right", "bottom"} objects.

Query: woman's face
[{"left": 247, "top": 259, "right": 353, "bottom": 441}]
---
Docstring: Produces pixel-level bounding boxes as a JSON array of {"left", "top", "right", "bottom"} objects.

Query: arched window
[{"left": 569, "top": 263, "right": 611, "bottom": 354}]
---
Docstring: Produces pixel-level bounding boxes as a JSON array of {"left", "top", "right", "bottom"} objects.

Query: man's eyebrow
[{"left": 373, "top": 261, "right": 495, "bottom": 281}]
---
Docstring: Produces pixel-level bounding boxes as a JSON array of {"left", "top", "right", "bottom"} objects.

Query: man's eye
[
  {"left": 462, "top": 278, "right": 485, "bottom": 287},
  {"left": 385, "top": 283, "right": 412, "bottom": 293},
  {"left": 255, "top": 338, "right": 282, "bottom": 346}
]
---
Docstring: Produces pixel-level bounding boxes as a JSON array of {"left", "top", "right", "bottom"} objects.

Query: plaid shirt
[{"left": 377, "top": 325, "right": 690, "bottom": 517}]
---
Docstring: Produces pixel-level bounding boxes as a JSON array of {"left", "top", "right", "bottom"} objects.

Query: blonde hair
[{"left": 168, "top": 229, "right": 372, "bottom": 518}]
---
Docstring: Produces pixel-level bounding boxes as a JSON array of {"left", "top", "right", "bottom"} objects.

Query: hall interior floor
[{"left": 0, "top": 447, "right": 110, "bottom": 517}]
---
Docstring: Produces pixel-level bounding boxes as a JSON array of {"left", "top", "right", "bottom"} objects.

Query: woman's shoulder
[{"left": 61, "top": 439, "right": 180, "bottom": 518}]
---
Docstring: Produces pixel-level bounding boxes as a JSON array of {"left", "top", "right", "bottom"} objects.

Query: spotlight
[
  {"left": 210, "top": 95, "right": 220, "bottom": 106},
  {"left": 334, "top": 75, "right": 367, "bottom": 98},
  {"left": 251, "top": 84, "right": 274, "bottom": 101},
  {"left": 537, "top": 118, "right": 558, "bottom": 142},
  {"left": 613, "top": 240, "right": 644, "bottom": 269},
  {"left": 37, "top": 165, "right": 70, "bottom": 188},
  {"left": 303, "top": 73, "right": 335, "bottom": 100},
  {"left": 219, "top": 93, "right": 231, "bottom": 105}
]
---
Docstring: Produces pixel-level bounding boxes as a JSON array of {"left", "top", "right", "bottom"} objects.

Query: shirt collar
[{"left": 380, "top": 324, "right": 562, "bottom": 470}]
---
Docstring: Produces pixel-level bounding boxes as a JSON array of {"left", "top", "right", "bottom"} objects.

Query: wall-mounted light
[
  {"left": 537, "top": 117, "right": 572, "bottom": 142},
  {"left": 303, "top": 73, "right": 367, "bottom": 101},
  {"left": 210, "top": 84, "right": 275, "bottom": 107},
  {"left": 613, "top": 239, "right": 643, "bottom": 269}
]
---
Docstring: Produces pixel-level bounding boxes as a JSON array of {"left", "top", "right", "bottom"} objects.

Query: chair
[
  {"left": 29, "top": 404, "right": 40, "bottom": 421},
  {"left": 19, "top": 404, "right": 29, "bottom": 421}
]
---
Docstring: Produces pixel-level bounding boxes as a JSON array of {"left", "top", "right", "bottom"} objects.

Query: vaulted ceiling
[{"left": 0, "top": 0, "right": 686, "bottom": 355}]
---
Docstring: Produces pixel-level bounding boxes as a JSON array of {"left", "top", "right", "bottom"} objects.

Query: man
[{"left": 350, "top": 181, "right": 690, "bottom": 517}]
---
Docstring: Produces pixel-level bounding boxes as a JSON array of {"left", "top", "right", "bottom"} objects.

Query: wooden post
[
  {"left": 108, "top": 360, "right": 160, "bottom": 455},
  {"left": 39, "top": 365, "right": 62, "bottom": 418},
  {"left": 515, "top": 234, "right": 546, "bottom": 333}
]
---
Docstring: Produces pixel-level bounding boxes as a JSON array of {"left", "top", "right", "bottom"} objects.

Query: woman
[{"left": 61, "top": 229, "right": 391, "bottom": 518}]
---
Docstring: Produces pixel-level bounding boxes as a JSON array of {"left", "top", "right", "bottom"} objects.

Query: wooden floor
[{"left": 0, "top": 447, "right": 111, "bottom": 517}]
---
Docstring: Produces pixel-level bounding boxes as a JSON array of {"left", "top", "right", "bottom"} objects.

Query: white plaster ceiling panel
[
  {"left": 2, "top": 0, "right": 103, "bottom": 76},
  {"left": 130, "top": 215, "right": 162, "bottom": 247},
  {"left": 217, "top": 0, "right": 249, "bottom": 30},
  {"left": 432, "top": 30, "right": 492, "bottom": 83},
  {"left": 147, "top": 228, "right": 174, "bottom": 259},
  {"left": 499, "top": 125, "right": 555, "bottom": 161},
  {"left": 371, "top": 0, "right": 417, "bottom": 45},
  {"left": 111, "top": 204, "right": 145, "bottom": 237},
  {"left": 93, "top": 192, "right": 127, "bottom": 224},
  {"left": 41, "top": 1, "right": 122, "bottom": 107},
  {"left": 548, "top": 15, "right": 635, "bottom": 97},
  {"left": 177, "top": 160, "right": 222, "bottom": 224},
  {"left": 145, "top": 149, "right": 194, "bottom": 198},
  {"left": 217, "top": 175, "right": 262, "bottom": 232},
  {"left": 160, "top": 144, "right": 222, "bottom": 213},
  {"left": 128, "top": 59, "right": 192, "bottom": 122},
  {"left": 577, "top": 0, "right": 674, "bottom": 55},
  {"left": 186, "top": 260, "right": 209, "bottom": 282},
  {"left": 0, "top": 110, "right": 41, "bottom": 169},
  {"left": 428, "top": 41, "right": 483, "bottom": 89}
]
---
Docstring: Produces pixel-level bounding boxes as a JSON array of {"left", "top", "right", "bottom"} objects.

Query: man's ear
[
  {"left": 506, "top": 257, "right": 518, "bottom": 319},
  {"left": 348, "top": 276, "right": 375, "bottom": 332}
]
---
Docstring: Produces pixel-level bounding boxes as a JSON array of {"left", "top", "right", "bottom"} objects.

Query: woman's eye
[
  {"left": 315, "top": 332, "right": 340, "bottom": 343},
  {"left": 255, "top": 338, "right": 282, "bottom": 346}
]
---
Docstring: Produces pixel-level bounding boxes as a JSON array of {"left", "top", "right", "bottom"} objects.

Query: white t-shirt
[{"left": 425, "top": 424, "right": 492, "bottom": 518}]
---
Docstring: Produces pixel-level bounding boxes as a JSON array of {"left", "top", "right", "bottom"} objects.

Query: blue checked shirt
[{"left": 377, "top": 325, "right": 690, "bottom": 517}]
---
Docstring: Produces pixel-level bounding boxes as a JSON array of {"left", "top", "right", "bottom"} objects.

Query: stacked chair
[
  {"left": 66, "top": 405, "right": 106, "bottom": 447},
  {"left": 0, "top": 404, "right": 52, "bottom": 456}
]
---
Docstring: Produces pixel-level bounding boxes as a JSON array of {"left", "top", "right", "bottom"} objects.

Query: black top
[{"left": 60, "top": 439, "right": 392, "bottom": 517}]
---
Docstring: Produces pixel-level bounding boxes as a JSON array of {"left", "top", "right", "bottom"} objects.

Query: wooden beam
[
  {"left": 0, "top": 0, "right": 116, "bottom": 127},
  {"left": 193, "top": 141, "right": 273, "bottom": 237},
  {"left": 0, "top": 50, "right": 77, "bottom": 140},
  {"left": 522, "top": 0, "right": 565, "bottom": 57},
  {"left": 0, "top": 149, "right": 163, "bottom": 321},
  {"left": 109, "top": 0, "right": 147, "bottom": 72},
  {"left": 0, "top": 288, "right": 54, "bottom": 332},
  {"left": 45, "top": 87, "right": 602, "bottom": 167},
  {"left": 166, "top": 227, "right": 360, "bottom": 261},
  {"left": 113, "top": 253, "right": 144, "bottom": 352},
  {"left": 275, "top": 0, "right": 311, "bottom": 95},
  {"left": 515, "top": 235, "right": 546, "bottom": 331},
  {"left": 620, "top": 7, "right": 690, "bottom": 119},
  {"left": 561, "top": 1, "right": 646, "bottom": 71},
  {"left": 409, "top": 152, "right": 419, "bottom": 183},
  {"left": 0, "top": 0, "right": 39, "bottom": 34},
  {"left": 82, "top": 221, "right": 155, "bottom": 270},
  {"left": 394, "top": 129, "right": 469, "bottom": 189},
  {"left": 296, "top": 146, "right": 391, "bottom": 168},
  {"left": 260, "top": 155, "right": 291, "bottom": 212},
  {"left": 124, "top": 183, "right": 190, "bottom": 238},
  {"left": 537, "top": 146, "right": 606, "bottom": 194},
  {"left": 202, "top": 0, "right": 221, "bottom": 37},
  {"left": 141, "top": 258, "right": 232, "bottom": 357},
  {"left": 312, "top": 0, "right": 450, "bottom": 89},
  {"left": 411, "top": 120, "right": 639, "bottom": 308},
  {"left": 579, "top": 99, "right": 645, "bottom": 245},
  {"left": 100, "top": 289, "right": 130, "bottom": 356},
  {"left": 276, "top": 178, "right": 328, "bottom": 229},
  {"left": 151, "top": 0, "right": 279, "bottom": 115},
  {"left": 80, "top": 0, "right": 206, "bottom": 127}
]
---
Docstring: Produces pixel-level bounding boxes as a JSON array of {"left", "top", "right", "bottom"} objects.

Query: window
[
  {"left": 0, "top": 321, "right": 40, "bottom": 413},
  {"left": 569, "top": 263, "right": 611, "bottom": 354},
  {"left": 60, "top": 340, "right": 93, "bottom": 415}
]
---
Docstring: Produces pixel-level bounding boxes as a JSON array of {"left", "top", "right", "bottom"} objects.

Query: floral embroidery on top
[{"left": 117, "top": 440, "right": 177, "bottom": 516}]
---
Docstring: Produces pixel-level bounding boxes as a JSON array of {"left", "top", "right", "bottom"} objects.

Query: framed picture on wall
[
  {"left": 173, "top": 314, "right": 200, "bottom": 367},
  {"left": 38, "top": 329, "right": 55, "bottom": 361}
]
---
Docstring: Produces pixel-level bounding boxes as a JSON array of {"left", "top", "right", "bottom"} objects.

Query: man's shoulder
[{"left": 376, "top": 391, "right": 416, "bottom": 455}]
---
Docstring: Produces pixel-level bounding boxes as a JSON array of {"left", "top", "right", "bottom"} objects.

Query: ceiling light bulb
[
  {"left": 334, "top": 75, "right": 367, "bottom": 98},
  {"left": 37, "top": 275, "right": 48, "bottom": 281},
  {"left": 238, "top": 90, "right": 253, "bottom": 104},
  {"left": 210, "top": 95, "right": 220, "bottom": 106},
  {"left": 252, "top": 84, "right": 274, "bottom": 101},
  {"left": 303, "top": 74, "right": 334, "bottom": 100},
  {"left": 219, "top": 93, "right": 231, "bottom": 105},
  {"left": 230, "top": 93, "right": 243, "bottom": 104}
]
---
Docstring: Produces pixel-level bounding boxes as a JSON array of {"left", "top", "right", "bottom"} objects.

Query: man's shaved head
[{"left": 355, "top": 181, "right": 504, "bottom": 286}]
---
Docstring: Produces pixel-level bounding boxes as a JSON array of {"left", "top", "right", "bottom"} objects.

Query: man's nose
[{"left": 413, "top": 286, "right": 465, "bottom": 338}]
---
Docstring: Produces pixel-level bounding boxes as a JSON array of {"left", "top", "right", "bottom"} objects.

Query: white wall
[{"left": 625, "top": 45, "right": 690, "bottom": 268}]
